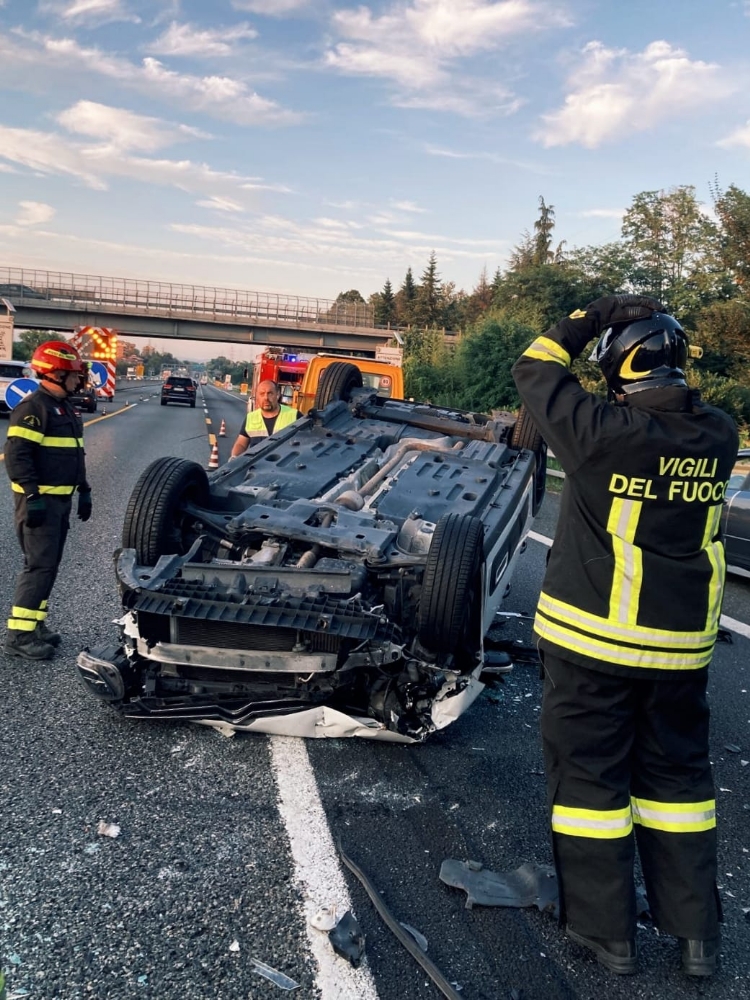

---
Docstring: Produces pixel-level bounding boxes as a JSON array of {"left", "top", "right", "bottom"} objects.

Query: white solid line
[
  {"left": 269, "top": 736, "right": 381, "bottom": 1000},
  {"left": 526, "top": 531, "right": 750, "bottom": 638}
]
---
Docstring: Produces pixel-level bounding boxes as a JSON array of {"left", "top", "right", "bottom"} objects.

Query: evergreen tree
[
  {"left": 396, "top": 267, "right": 417, "bottom": 326},
  {"left": 414, "top": 251, "right": 442, "bottom": 327},
  {"left": 375, "top": 278, "right": 397, "bottom": 327}
]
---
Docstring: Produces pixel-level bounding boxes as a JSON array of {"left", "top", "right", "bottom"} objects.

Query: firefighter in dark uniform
[
  {"left": 230, "top": 379, "right": 298, "bottom": 457},
  {"left": 4, "top": 340, "right": 92, "bottom": 661},
  {"left": 512, "top": 295, "right": 738, "bottom": 977}
]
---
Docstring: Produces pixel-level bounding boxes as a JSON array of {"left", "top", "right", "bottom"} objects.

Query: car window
[
  {"left": 0, "top": 363, "right": 27, "bottom": 379},
  {"left": 728, "top": 455, "right": 750, "bottom": 492},
  {"left": 166, "top": 377, "right": 193, "bottom": 387}
]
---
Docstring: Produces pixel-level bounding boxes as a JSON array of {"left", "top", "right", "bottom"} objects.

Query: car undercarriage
[{"left": 78, "top": 364, "right": 545, "bottom": 742}]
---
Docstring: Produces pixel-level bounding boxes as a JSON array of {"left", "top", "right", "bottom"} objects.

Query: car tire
[
  {"left": 88, "top": 399, "right": 97, "bottom": 413},
  {"left": 314, "top": 362, "right": 364, "bottom": 410},
  {"left": 511, "top": 404, "right": 547, "bottom": 515},
  {"left": 190, "top": 401, "right": 196, "bottom": 408},
  {"left": 417, "top": 512, "right": 484, "bottom": 658},
  {"left": 122, "top": 457, "right": 209, "bottom": 565},
  {"left": 160, "top": 398, "right": 167, "bottom": 406}
]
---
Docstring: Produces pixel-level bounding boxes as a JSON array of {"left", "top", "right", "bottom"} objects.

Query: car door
[{"left": 723, "top": 452, "right": 750, "bottom": 574}]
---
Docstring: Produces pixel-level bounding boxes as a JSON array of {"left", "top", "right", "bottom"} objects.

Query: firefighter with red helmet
[
  {"left": 3, "top": 340, "right": 92, "bottom": 660},
  {"left": 512, "top": 296, "right": 738, "bottom": 977}
]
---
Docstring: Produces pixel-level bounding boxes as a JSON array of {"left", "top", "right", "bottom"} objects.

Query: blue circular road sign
[
  {"left": 89, "top": 361, "right": 109, "bottom": 389},
  {"left": 5, "top": 378, "right": 40, "bottom": 410}
]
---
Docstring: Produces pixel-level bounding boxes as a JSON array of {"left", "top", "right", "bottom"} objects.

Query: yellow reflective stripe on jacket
[
  {"left": 631, "top": 796, "right": 716, "bottom": 833},
  {"left": 11, "top": 483, "right": 76, "bottom": 495},
  {"left": 6, "top": 428, "right": 82, "bottom": 448},
  {"left": 7, "top": 426, "right": 44, "bottom": 444},
  {"left": 702, "top": 504, "right": 725, "bottom": 632},
  {"left": 521, "top": 336, "right": 571, "bottom": 367},
  {"left": 537, "top": 592, "right": 716, "bottom": 650},
  {"left": 552, "top": 804, "right": 633, "bottom": 839},
  {"left": 607, "top": 498, "right": 643, "bottom": 625},
  {"left": 534, "top": 613, "right": 714, "bottom": 669}
]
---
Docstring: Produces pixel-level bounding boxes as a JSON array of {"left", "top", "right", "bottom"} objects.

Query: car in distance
[
  {"left": 161, "top": 375, "right": 197, "bottom": 407},
  {"left": 69, "top": 372, "right": 98, "bottom": 413},
  {"left": 78, "top": 362, "right": 546, "bottom": 743},
  {"left": 723, "top": 447, "right": 750, "bottom": 578},
  {"left": 0, "top": 360, "right": 39, "bottom": 415}
]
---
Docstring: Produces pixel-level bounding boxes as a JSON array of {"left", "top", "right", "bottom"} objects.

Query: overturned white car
[{"left": 78, "top": 363, "right": 545, "bottom": 742}]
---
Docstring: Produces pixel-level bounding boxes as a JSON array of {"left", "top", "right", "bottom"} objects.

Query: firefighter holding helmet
[
  {"left": 3, "top": 340, "right": 92, "bottom": 660},
  {"left": 512, "top": 296, "right": 738, "bottom": 977}
]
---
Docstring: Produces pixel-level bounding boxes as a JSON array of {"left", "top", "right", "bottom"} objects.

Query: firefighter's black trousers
[
  {"left": 541, "top": 652, "right": 721, "bottom": 941},
  {"left": 8, "top": 494, "right": 71, "bottom": 633}
]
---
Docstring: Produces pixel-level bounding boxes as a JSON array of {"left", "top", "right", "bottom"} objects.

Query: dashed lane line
[
  {"left": 527, "top": 530, "right": 750, "bottom": 639},
  {"left": 270, "top": 736, "right": 381, "bottom": 1000}
]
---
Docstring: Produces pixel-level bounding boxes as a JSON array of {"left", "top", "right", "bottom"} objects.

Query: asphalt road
[{"left": 0, "top": 383, "right": 748, "bottom": 1000}]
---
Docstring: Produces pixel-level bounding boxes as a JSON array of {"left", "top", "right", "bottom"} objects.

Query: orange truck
[
  {"left": 295, "top": 352, "right": 404, "bottom": 415},
  {"left": 250, "top": 349, "right": 310, "bottom": 409}
]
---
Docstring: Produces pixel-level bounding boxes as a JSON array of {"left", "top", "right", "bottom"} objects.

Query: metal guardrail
[{"left": 0, "top": 267, "right": 377, "bottom": 330}]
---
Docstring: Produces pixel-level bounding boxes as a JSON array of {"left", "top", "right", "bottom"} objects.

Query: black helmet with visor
[{"left": 591, "top": 312, "right": 689, "bottom": 396}]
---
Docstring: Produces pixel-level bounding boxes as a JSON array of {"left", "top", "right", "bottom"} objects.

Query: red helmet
[{"left": 31, "top": 340, "right": 86, "bottom": 376}]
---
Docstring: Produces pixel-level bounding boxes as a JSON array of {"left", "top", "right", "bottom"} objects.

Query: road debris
[
  {"left": 337, "top": 841, "right": 463, "bottom": 1000},
  {"left": 251, "top": 958, "right": 300, "bottom": 991},
  {"left": 309, "top": 903, "right": 339, "bottom": 931},
  {"left": 399, "top": 922, "right": 428, "bottom": 953},
  {"left": 96, "top": 820, "right": 121, "bottom": 838},
  {"left": 328, "top": 910, "right": 366, "bottom": 968}
]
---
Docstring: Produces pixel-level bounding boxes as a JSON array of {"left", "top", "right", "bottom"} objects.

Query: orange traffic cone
[
  {"left": 208, "top": 442, "right": 220, "bottom": 469},
  {"left": 219, "top": 419, "right": 227, "bottom": 437}
]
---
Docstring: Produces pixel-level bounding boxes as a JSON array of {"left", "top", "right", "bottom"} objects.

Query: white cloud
[
  {"left": 16, "top": 200, "right": 56, "bottom": 226},
  {"left": 196, "top": 196, "right": 245, "bottom": 212},
  {"left": 57, "top": 100, "right": 209, "bottom": 152},
  {"left": 391, "top": 200, "right": 427, "bottom": 213},
  {"left": 424, "top": 142, "right": 554, "bottom": 174},
  {"left": 147, "top": 21, "right": 258, "bottom": 58},
  {"left": 718, "top": 119, "right": 750, "bottom": 149},
  {"left": 324, "top": 0, "right": 570, "bottom": 115},
  {"left": 1, "top": 31, "right": 305, "bottom": 127},
  {"left": 231, "top": 0, "right": 310, "bottom": 14},
  {"left": 536, "top": 40, "right": 736, "bottom": 148},
  {"left": 51, "top": 0, "right": 141, "bottom": 24},
  {"left": 579, "top": 208, "right": 625, "bottom": 219},
  {"left": 0, "top": 113, "right": 289, "bottom": 204}
]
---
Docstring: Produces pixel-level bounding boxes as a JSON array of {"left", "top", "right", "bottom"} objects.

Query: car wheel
[
  {"left": 511, "top": 404, "right": 546, "bottom": 515},
  {"left": 160, "top": 398, "right": 167, "bottom": 406},
  {"left": 314, "top": 362, "right": 364, "bottom": 410},
  {"left": 417, "top": 512, "right": 484, "bottom": 660},
  {"left": 190, "top": 401, "right": 196, "bottom": 408},
  {"left": 88, "top": 399, "right": 97, "bottom": 413},
  {"left": 122, "top": 457, "right": 209, "bottom": 564}
]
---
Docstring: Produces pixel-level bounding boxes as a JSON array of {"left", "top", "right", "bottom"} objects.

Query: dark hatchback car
[
  {"left": 723, "top": 448, "right": 750, "bottom": 578},
  {"left": 161, "top": 376, "right": 196, "bottom": 407}
]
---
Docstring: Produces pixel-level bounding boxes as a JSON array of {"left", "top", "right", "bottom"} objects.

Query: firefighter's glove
[
  {"left": 77, "top": 489, "right": 92, "bottom": 522},
  {"left": 25, "top": 493, "right": 47, "bottom": 529},
  {"left": 585, "top": 294, "right": 665, "bottom": 335}
]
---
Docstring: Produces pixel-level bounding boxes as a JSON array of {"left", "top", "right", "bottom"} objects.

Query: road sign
[
  {"left": 89, "top": 361, "right": 109, "bottom": 388},
  {"left": 5, "top": 377, "right": 39, "bottom": 409}
]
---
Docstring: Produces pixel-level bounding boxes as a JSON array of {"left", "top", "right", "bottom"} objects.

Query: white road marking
[
  {"left": 269, "top": 736, "right": 381, "bottom": 1000},
  {"left": 526, "top": 530, "right": 750, "bottom": 637}
]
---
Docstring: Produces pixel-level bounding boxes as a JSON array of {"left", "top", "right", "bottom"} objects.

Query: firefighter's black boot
[
  {"left": 36, "top": 621, "right": 62, "bottom": 647},
  {"left": 4, "top": 629, "right": 55, "bottom": 660},
  {"left": 566, "top": 927, "right": 638, "bottom": 975},
  {"left": 680, "top": 937, "right": 719, "bottom": 976}
]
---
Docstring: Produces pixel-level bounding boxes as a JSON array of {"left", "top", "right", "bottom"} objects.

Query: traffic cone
[
  {"left": 101, "top": 406, "right": 106, "bottom": 415},
  {"left": 208, "top": 443, "right": 220, "bottom": 469},
  {"left": 219, "top": 419, "right": 227, "bottom": 437}
]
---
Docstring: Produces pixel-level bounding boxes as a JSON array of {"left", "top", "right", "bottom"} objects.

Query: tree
[
  {"left": 335, "top": 289, "right": 366, "bottom": 304},
  {"left": 454, "top": 316, "right": 538, "bottom": 412},
  {"left": 396, "top": 267, "right": 417, "bottom": 326},
  {"left": 374, "top": 278, "right": 397, "bottom": 327},
  {"left": 414, "top": 251, "right": 442, "bottom": 328},
  {"left": 711, "top": 180, "right": 750, "bottom": 296},
  {"left": 13, "top": 330, "right": 65, "bottom": 362},
  {"left": 620, "top": 186, "right": 717, "bottom": 321}
]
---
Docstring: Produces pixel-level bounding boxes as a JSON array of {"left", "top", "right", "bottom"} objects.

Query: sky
[{"left": 1, "top": 0, "right": 749, "bottom": 361}]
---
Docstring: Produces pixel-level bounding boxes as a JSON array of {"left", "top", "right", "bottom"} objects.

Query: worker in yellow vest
[{"left": 230, "top": 380, "right": 298, "bottom": 457}]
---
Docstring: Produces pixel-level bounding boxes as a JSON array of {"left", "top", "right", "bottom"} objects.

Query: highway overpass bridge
[{"left": 0, "top": 266, "right": 401, "bottom": 356}]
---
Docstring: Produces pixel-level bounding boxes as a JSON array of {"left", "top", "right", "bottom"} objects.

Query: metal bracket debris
[
  {"left": 440, "top": 860, "right": 558, "bottom": 913},
  {"left": 328, "top": 910, "right": 366, "bottom": 968}
]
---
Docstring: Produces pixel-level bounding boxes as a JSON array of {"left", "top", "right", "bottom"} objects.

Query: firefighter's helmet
[
  {"left": 31, "top": 340, "right": 86, "bottom": 375},
  {"left": 591, "top": 312, "right": 689, "bottom": 395}
]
